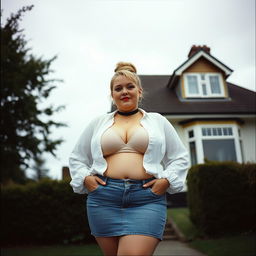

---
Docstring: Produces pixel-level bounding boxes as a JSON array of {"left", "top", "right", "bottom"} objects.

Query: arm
[
  {"left": 69, "top": 118, "right": 97, "bottom": 194},
  {"left": 161, "top": 117, "right": 189, "bottom": 194}
]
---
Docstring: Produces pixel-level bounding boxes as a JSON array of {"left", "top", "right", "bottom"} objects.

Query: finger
[
  {"left": 95, "top": 176, "right": 106, "bottom": 185},
  {"left": 143, "top": 179, "right": 156, "bottom": 187}
]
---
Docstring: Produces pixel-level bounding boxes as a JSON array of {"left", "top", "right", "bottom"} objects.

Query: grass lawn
[
  {"left": 1, "top": 243, "right": 103, "bottom": 256},
  {"left": 168, "top": 207, "right": 256, "bottom": 256},
  {"left": 191, "top": 235, "right": 256, "bottom": 256},
  {"left": 167, "top": 207, "right": 201, "bottom": 240}
]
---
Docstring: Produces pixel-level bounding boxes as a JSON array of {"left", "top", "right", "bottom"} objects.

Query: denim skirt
[{"left": 86, "top": 175, "right": 167, "bottom": 240}]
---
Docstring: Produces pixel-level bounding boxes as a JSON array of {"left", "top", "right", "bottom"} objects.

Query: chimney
[
  {"left": 62, "top": 166, "right": 71, "bottom": 180},
  {"left": 188, "top": 45, "right": 211, "bottom": 58}
]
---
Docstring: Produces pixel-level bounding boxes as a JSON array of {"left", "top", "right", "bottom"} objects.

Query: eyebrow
[{"left": 113, "top": 82, "right": 134, "bottom": 88}]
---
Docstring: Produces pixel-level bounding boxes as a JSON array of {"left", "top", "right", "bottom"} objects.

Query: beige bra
[{"left": 101, "top": 126, "right": 149, "bottom": 157}]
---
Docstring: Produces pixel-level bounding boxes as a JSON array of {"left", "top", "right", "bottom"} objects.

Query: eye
[
  {"left": 114, "top": 87, "right": 122, "bottom": 92},
  {"left": 127, "top": 84, "right": 135, "bottom": 89}
]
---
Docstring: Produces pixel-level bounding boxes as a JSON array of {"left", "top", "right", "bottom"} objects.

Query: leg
[
  {"left": 95, "top": 236, "right": 119, "bottom": 256},
  {"left": 117, "top": 235, "right": 160, "bottom": 256}
]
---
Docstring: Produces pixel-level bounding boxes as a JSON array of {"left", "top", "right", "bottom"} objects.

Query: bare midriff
[
  {"left": 103, "top": 111, "right": 153, "bottom": 180},
  {"left": 104, "top": 153, "right": 153, "bottom": 180}
]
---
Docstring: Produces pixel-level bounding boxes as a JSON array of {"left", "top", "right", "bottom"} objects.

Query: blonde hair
[{"left": 110, "top": 62, "right": 143, "bottom": 93}]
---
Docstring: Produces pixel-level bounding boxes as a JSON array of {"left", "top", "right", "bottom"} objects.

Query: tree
[
  {"left": 32, "top": 155, "right": 49, "bottom": 181},
  {"left": 0, "top": 6, "right": 66, "bottom": 184}
]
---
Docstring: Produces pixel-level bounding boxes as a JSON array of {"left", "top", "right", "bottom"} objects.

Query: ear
[
  {"left": 111, "top": 96, "right": 116, "bottom": 106},
  {"left": 138, "top": 88, "right": 143, "bottom": 97}
]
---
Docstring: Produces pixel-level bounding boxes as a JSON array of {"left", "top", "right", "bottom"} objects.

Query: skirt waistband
[{"left": 96, "top": 174, "right": 155, "bottom": 185}]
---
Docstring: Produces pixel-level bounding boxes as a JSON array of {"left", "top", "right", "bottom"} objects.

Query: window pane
[
  {"left": 203, "top": 139, "right": 237, "bottom": 162},
  {"left": 217, "top": 128, "right": 222, "bottom": 136},
  {"left": 201, "top": 74, "right": 205, "bottom": 80},
  {"left": 202, "top": 128, "right": 207, "bottom": 136},
  {"left": 207, "top": 128, "right": 212, "bottom": 136},
  {"left": 223, "top": 127, "right": 228, "bottom": 135},
  {"left": 228, "top": 128, "right": 233, "bottom": 135},
  {"left": 213, "top": 128, "right": 217, "bottom": 136},
  {"left": 202, "top": 83, "right": 207, "bottom": 95},
  {"left": 189, "top": 141, "right": 197, "bottom": 165},
  {"left": 209, "top": 75, "right": 221, "bottom": 94},
  {"left": 188, "top": 130, "right": 194, "bottom": 138},
  {"left": 187, "top": 75, "right": 199, "bottom": 94}
]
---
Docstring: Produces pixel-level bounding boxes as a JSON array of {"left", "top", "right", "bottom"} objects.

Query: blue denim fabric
[{"left": 86, "top": 175, "right": 167, "bottom": 240}]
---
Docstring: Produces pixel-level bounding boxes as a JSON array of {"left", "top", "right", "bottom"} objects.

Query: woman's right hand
[{"left": 84, "top": 175, "right": 106, "bottom": 192}]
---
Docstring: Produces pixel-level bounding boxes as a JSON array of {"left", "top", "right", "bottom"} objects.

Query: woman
[{"left": 69, "top": 62, "right": 189, "bottom": 256}]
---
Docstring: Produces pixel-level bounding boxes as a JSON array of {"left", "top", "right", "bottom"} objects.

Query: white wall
[
  {"left": 169, "top": 121, "right": 188, "bottom": 149},
  {"left": 169, "top": 117, "right": 256, "bottom": 164},
  {"left": 240, "top": 118, "right": 256, "bottom": 163}
]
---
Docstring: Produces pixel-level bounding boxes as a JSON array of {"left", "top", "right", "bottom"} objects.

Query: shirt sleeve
[
  {"left": 160, "top": 117, "right": 189, "bottom": 194},
  {"left": 69, "top": 117, "right": 98, "bottom": 194}
]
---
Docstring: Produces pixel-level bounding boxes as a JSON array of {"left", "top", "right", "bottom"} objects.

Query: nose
[{"left": 122, "top": 87, "right": 128, "bottom": 94}]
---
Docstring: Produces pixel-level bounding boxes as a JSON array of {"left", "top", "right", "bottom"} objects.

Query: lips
[{"left": 121, "top": 97, "right": 130, "bottom": 101}]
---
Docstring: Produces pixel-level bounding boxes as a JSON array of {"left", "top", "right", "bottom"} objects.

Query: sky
[{"left": 2, "top": 0, "right": 255, "bottom": 179}]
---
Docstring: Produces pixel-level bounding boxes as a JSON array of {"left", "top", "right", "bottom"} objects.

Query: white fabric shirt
[{"left": 69, "top": 108, "right": 189, "bottom": 194}]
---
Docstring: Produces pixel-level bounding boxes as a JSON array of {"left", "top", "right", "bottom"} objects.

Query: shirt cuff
[
  {"left": 69, "top": 169, "right": 91, "bottom": 194},
  {"left": 161, "top": 171, "right": 184, "bottom": 194}
]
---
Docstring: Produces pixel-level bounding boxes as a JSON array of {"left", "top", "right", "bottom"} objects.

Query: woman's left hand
[{"left": 143, "top": 178, "right": 170, "bottom": 195}]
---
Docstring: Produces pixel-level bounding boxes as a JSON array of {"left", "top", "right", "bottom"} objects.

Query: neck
[{"left": 117, "top": 108, "right": 139, "bottom": 116}]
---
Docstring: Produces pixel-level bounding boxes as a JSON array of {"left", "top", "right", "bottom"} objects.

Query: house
[
  {"left": 131, "top": 45, "right": 256, "bottom": 167},
  {"left": 109, "top": 45, "right": 255, "bottom": 207},
  {"left": 64, "top": 45, "right": 255, "bottom": 206}
]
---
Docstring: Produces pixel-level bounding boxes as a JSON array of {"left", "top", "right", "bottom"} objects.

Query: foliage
[
  {"left": 0, "top": 6, "right": 66, "bottom": 184},
  {"left": 1, "top": 179, "right": 93, "bottom": 246},
  {"left": 2, "top": 244, "right": 102, "bottom": 256},
  {"left": 1, "top": 244, "right": 103, "bottom": 256},
  {"left": 32, "top": 155, "right": 50, "bottom": 181},
  {"left": 168, "top": 208, "right": 256, "bottom": 256},
  {"left": 190, "top": 234, "right": 256, "bottom": 256},
  {"left": 167, "top": 207, "right": 201, "bottom": 241},
  {"left": 187, "top": 162, "right": 256, "bottom": 237}
]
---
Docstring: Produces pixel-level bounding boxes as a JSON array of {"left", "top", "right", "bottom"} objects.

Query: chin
[
  {"left": 123, "top": 107, "right": 137, "bottom": 112},
  {"left": 120, "top": 103, "right": 132, "bottom": 107}
]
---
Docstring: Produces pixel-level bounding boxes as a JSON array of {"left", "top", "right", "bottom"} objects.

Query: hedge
[
  {"left": 187, "top": 162, "right": 256, "bottom": 237},
  {"left": 1, "top": 179, "right": 93, "bottom": 246}
]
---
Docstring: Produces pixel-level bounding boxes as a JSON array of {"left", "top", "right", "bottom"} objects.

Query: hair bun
[{"left": 114, "top": 62, "right": 137, "bottom": 73}]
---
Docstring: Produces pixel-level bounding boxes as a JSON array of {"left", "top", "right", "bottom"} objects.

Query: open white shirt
[{"left": 69, "top": 109, "right": 189, "bottom": 194}]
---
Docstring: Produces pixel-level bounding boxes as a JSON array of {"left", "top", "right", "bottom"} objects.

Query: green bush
[
  {"left": 187, "top": 162, "right": 256, "bottom": 237},
  {"left": 1, "top": 179, "right": 93, "bottom": 246}
]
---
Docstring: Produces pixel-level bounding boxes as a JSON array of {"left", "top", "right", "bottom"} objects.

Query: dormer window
[{"left": 184, "top": 73, "right": 225, "bottom": 98}]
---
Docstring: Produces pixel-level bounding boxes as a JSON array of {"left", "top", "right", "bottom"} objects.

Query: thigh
[
  {"left": 117, "top": 235, "right": 160, "bottom": 256},
  {"left": 95, "top": 236, "right": 119, "bottom": 256}
]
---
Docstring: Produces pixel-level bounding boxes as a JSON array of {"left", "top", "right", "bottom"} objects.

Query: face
[{"left": 112, "top": 75, "right": 142, "bottom": 112}]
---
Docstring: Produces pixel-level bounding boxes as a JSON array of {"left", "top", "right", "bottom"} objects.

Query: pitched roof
[
  {"left": 167, "top": 49, "right": 233, "bottom": 88},
  {"left": 135, "top": 75, "right": 256, "bottom": 115}
]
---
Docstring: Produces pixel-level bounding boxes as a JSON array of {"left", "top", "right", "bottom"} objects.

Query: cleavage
[{"left": 111, "top": 126, "right": 141, "bottom": 144}]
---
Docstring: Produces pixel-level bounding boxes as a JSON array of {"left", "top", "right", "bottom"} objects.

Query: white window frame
[
  {"left": 187, "top": 129, "right": 197, "bottom": 166},
  {"left": 185, "top": 123, "right": 242, "bottom": 165},
  {"left": 184, "top": 73, "right": 225, "bottom": 98}
]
